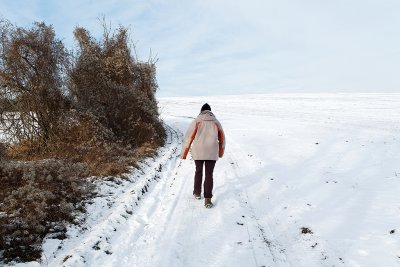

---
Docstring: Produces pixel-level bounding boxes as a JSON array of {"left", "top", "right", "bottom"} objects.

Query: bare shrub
[
  {"left": 0, "top": 20, "right": 70, "bottom": 145},
  {"left": 70, "top": 25, "right": 165, "bottom": 148},
  {"left": 1, "top": 18, "right": 165, "bottom": 171}
]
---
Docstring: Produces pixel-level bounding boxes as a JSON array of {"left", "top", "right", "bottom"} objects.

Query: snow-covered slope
[{"left": 13, "top": 93, "right": 400, "bottom": 267}]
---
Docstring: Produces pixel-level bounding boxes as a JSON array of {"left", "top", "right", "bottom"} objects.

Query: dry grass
[
  {"left": 5, "top": 111, "right": 160, "bottom": 177},
  {"left": 0, "top": 159, "right": 93, "bottom": 262}
]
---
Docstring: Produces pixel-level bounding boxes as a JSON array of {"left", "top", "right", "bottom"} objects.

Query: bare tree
[{"left": 0, "top": 20, "right": 70, "bottom": 144}]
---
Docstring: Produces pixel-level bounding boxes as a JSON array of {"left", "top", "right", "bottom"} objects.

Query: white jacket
[{"left": 181, "top": 111, "right": 225, "bottom": 160}]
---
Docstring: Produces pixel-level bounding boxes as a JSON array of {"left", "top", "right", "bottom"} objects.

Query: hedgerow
[{"left": 0, "top": 18, "right": 165, "bottom": 263}]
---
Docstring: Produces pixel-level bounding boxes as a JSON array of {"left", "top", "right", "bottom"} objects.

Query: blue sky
[{"left": 1, "top": 0, "right": 400, "bottom": 96}]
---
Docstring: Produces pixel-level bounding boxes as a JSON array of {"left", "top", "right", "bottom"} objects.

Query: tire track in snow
[
  {"left": 119, "top": 125, "right": 197, "bottom": 266},
  {"left": 46, "top": 125, "right": 182, "bottom": 267},
  {"left": 122, "top": 124, "right": 282, "bottom": 267},
  {"left": 221, "top": 136, "right": 290, "bottom": 267}
]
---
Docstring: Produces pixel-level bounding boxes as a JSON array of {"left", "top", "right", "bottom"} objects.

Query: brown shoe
[
  {"left": 204, "top": 198, "right": 213, "bottom": 208},
  {"left": 193, "top": 193, "right": 201, "bottom": 200}
]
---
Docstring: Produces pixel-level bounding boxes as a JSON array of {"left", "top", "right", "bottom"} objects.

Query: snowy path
[{"left": 120, "top": 126, "right": 288, "bottom": 267}]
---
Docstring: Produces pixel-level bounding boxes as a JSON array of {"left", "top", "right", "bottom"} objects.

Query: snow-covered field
[{"left": 10, "top": 93, "right": 400, "bottom": 267}]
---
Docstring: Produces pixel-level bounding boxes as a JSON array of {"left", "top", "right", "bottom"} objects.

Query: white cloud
[{"left": 1, "top": 0, "right": 400, "bottom": 96}]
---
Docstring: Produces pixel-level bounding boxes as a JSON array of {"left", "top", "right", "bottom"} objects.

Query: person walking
[{"left": 181, "top": 103, "right": 225, "bottom": 208}]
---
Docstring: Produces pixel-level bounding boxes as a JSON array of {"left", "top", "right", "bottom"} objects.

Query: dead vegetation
[
  {"left": 70, "top": 25, "right": 165, "bottom": 148},
  {"left": 0, "top": 160, "right": 93, "bottom": 262},
  {"left": 0, "top": 17, "right": 165, "bottom": 263},
  {"left": 0, "top": 21, "right": 71, "bottom": 144},
  {"left": 300, "top": 227, "right": 313, "bottom": 234}
]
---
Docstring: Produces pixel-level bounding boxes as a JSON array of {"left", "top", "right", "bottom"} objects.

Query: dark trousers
[{"left": 194, "top": 160, "right": 216, "bottom": 198}]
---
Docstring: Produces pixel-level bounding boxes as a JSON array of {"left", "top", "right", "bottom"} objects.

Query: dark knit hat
[{"left": 201, "top": 103, "right": 211, "bottom": 112}]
